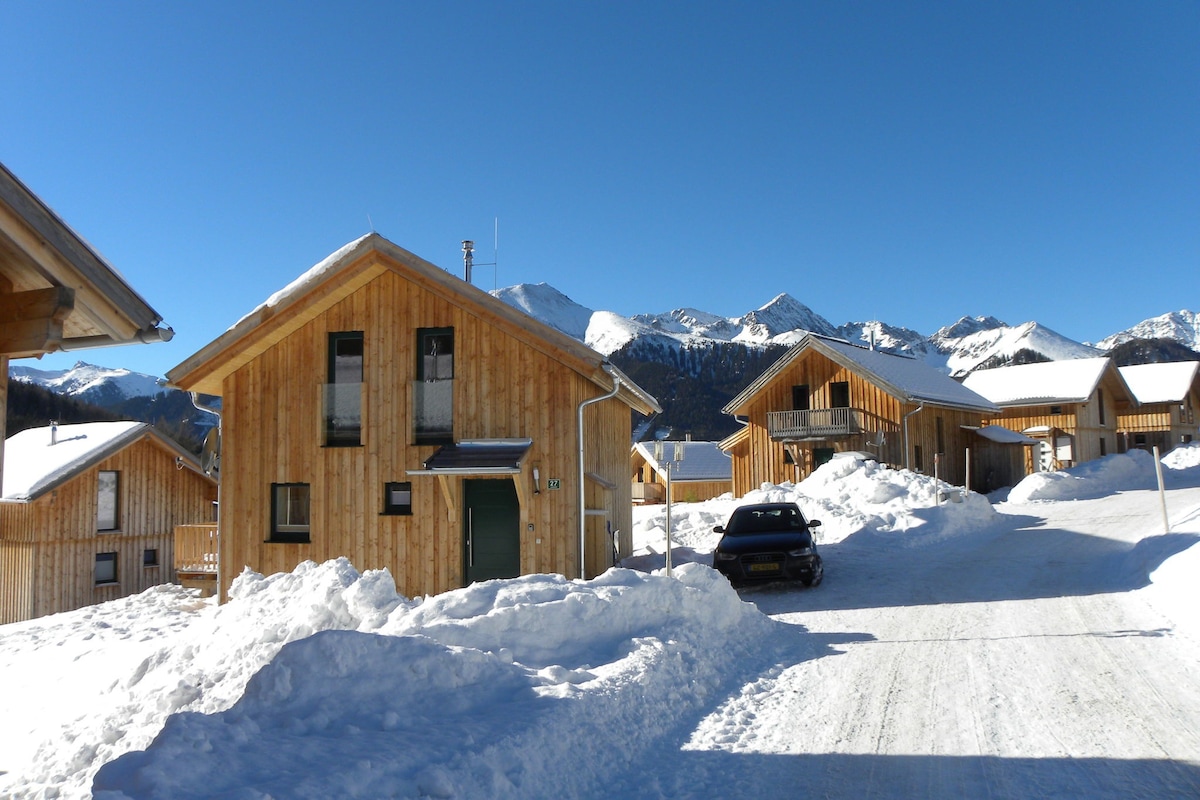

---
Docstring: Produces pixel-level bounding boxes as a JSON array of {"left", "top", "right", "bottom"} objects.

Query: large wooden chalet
[
  {"left": 962, "top": 357, "right": 1136, "bottom": 471},
  {"left": 166, "top": 234, "right": 660, "bottom": 602},
  {"left": 1116, "top": 362, "right": 1200, "bottom": 453},
  {"left": 720, "top": 334, "right": 998, "bottom": 495}
]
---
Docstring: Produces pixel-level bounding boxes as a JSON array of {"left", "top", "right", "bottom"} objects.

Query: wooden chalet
[
  {"left": 165, "top": 234, "right": 660, "bottom": 602},
  {"left": 1117, "top": 362, "right": 1200, "bottom": 453},
  {"left": 721, "top": 334, "right": 998, "bottom": 496},
  {"left": 0, "top": 421, "right": 216, "bottom": 623},
  {"left": 631, "top": 440, "right": 732, "bottom": 504},
  {"left": 0, "top": 161, "right": 171, "bottom": 492},
  {"left": 962, "top": 357, "right": 1136, "bottom": 471}
]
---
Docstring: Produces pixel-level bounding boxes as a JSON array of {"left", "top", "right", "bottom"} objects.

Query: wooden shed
[
  {"left": 0, "top": 161, "right": 171, "bottom": 494},
  {"left": 165, "top": 234, "right": 660, "bottom": 602},
  {"left": 962, "top": 358, "right": 1136, "bottom": 471},
  {"left": 0, "top": 421, "right": 217, "bottom": 623},
  {"left": 1117, "top": 362, "right": 1200, "bottom": 454},
  {"left": 722, "top": 334, "right": 998, "bottom": 496},
  {"left": 631, "top": 440, "right": 732, "bottom": 504}
]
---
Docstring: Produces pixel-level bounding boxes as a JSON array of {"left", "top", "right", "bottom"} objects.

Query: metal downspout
[
  {"left": 902, "top": 402, "right": 924, "bottom": 470},
  {"left": 577, "top": 366, "right": 621, "bottom": 580},
  {"left": 190, "top": 392, "right": 222, "bottom": 600}
]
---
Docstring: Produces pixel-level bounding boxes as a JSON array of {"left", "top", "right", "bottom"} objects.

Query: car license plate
[{"left": 748, "top": 562, "right": 779, "bottom": 572}]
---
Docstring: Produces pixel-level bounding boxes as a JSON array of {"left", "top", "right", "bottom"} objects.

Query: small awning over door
[{"left": 409, "top": 438, "right": 532, "bottom": 476}]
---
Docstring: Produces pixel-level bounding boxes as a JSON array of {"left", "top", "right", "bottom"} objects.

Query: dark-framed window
[
  {"left": 829, "top": 381, "right": 850, "bottom": 409},
  {"left": 382, "top": 481, "right": 413, "bottom": 515},
  {"left": 1099, "top": 437, "right": 1107, "bottom": 456},
  {"left": 792, "top": 384, "right": 810, "bottom": 411},
  {"left": 414, "top": 327, "right": 454, "bottom": 443},
  {"left": 143, "top": 548, "right": 159, "bottom": 567},
  {"left": 95, "top": 552, "right": 118, "bottom": 585},
  {"left": 97, "top": 470, "right": 120, "bottom": 531},
  {"left": 325, "top": 331, "right": 364, "bottom": 446},
  {"left": 270, "top": 483, "right": 312, "bottom": 543},
  {"left": 1050, "top": 405, "right": 1063, "bottom": 415},
  {"left": 1097, "top": 388, "right": 1106, "bottom": 425}
]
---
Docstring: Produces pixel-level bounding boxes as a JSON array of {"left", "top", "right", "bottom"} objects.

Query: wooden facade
[
  {"left": 1117, "top": 362, "right": 1200, "bottom": 454},
  {"left": 166, "top": 235, "right": 659, "bottom": 603},
  {"left": 722, "top": 335, "right": 998, "bottom": 497},
  {"left": 963, "top": 359, "right": 1136, "bottom": 472},
  {"left": 0, "top": 423, "right": 216, "bottom": 623}
]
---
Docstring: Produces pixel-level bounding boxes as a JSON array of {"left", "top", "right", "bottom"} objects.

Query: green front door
[{"left": 464, "top": 479, "right": 521, "bottom": 584}]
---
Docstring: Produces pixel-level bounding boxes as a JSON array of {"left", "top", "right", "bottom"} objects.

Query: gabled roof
[
  {"left": 633, "top": 441, "right": 732, "bottom": 481},
  {"left": 1117, "top": 362, "right": 1200, "bottom": 405},
  {"left": 975, "top": 425, "right": 1039, "bottom": 445},
  {"left": 724, "top": 334, "right": 998, "bottom": 415},
  {"left": 0, "top": 162, "right": 171, "bottom": 357},
  {"left": 2, "top": 421, "right": 209, "bottom": 502},
  {"left": 165, "top": 234, "right": 659, "bottom": 416},
  {"left": 962, "top": 357, "right": 1134, "bottom": 407}
]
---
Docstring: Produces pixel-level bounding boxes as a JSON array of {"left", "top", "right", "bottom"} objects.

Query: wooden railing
[
  {"left": 174, "top": 523, "right": 218, "bottom": 574},
  {"left": 632, "top": 482, "right": 665, "bottom": 503},
  {"left": 767, "top": 407, "right": 861, "bottom": 440}
]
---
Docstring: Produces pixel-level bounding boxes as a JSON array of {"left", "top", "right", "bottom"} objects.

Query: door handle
[{"left": 467, "top": 508, "right": 474, "bottom": 567}]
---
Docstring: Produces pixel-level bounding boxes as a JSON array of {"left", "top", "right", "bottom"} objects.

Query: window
[
  {"left": 382, "top": 482, "right": 413, "bottom": 515},
  {"left": 95, "top": 552, "right": 117, "bottom": 585},
  {"left": 325, "top": 331, "right": 364, "bottom": 446},
  {"left": 97, "top": 471, "right": 120, "bottom": 531},
  {"left": 1050, "top": 405, "right": 1063, "bottom": 415},
  {"left": 1099, "top": 437, "right": 1107, "bottom": 456},
  {"left": 791, "top": 384, "right": 810, "bottom": 411},
  {"left": 270, "top": 483, "right": 311, "bottom": 543},
  {"left": 143, "top": 548, "right": 159, "bottom": 567},
  {"left": 415, "top": 327, "right": 454, "bottom": 442},
  {"left": 1097, "top": 389, "right": 1106, "bottom": 425},
  {"left": 829, "top": 381, "right": 850, "bottom": 408}
]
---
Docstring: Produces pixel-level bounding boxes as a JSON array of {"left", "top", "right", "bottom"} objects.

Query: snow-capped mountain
[
  {"left": 490, "top": 284, "right": 1123, "bottom": 376},
  {"left": 1095, "top": 310, "right": 1200, "bottom": 352},
  {"left": 9, "top": 362, "right": 167, "bottom": 407}
]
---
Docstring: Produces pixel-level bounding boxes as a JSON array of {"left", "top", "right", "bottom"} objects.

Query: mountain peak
[{"left": 489, "top": 283, "right": 594, "bottom": 341}]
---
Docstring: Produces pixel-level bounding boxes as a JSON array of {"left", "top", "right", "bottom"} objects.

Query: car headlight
[
  {"left": 715, "top": 551, "right": 737, "bottom": 561},
  {"left": 787, "top": 547, "right": 814, "bottom": 557}
]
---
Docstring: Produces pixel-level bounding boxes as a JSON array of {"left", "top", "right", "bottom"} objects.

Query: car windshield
[{"left": 725, "top": 506, "right": 806, "bottom": 535}]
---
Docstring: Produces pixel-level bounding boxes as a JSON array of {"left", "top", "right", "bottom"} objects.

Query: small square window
[
  {"left": 270, "top": 483, "right": 311, "bottom": 543},
  {"left": 95, "top": 552, "right": 118, "bottom": 585},
  {"left": 1050, "top": 405, "right": 1063, "bottom": 415},
  {"left": 143, "top": 548, "right": 159, "bottom": 567},
  {"left": 383, "top": 482, "right": 413, "bottom": 515}
]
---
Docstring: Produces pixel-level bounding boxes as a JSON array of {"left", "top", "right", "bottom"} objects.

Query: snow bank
[
  {"left": 6, "top": 558, "right": 780, "bottom": 799},
  {"left": 1008, "top": 445, "right": 1200, "bottom": 504}
]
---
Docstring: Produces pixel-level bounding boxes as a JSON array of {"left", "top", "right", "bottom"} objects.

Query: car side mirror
[
  {"left": 713, "top": 525, "right": 725, "bottom": 534},
  {"left": 808, "top": 519, "right": 822, "bottom": 528}
]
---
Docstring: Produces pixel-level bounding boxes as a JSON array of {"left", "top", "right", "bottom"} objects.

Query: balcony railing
[
  {"left": 174, "top": 523, "right": 218, "bottom": 575},
  {"left": 766, "top": 407, "right": 861, "bottom": 440}
]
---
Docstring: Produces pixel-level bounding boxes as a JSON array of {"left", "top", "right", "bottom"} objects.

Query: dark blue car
[{"left": 712, "top": 502, "right": 823, "bottom": 587}]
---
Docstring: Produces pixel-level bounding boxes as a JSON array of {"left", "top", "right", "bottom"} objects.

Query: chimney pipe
[
  {"left": 462, "top": 240, "right": 475, "bottom": 284},
  {"left": 50, "top": 420, "right": 58, "bottom": 446}
]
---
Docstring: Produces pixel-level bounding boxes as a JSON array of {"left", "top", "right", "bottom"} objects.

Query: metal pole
[
  {"left": 1153, "top": 446, "right": 1170, "bottom": 533},
  {"left": 664, "top": 461, "right": 673, "bottom": 578}
]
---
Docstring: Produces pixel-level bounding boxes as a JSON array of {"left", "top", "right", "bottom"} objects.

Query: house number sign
[{"left": 546, "top": 479, "right": 562, "bottom": 490}]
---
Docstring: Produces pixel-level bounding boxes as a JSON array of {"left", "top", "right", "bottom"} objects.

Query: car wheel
[{"left": 802, "top": 557, "right": 823, "bottom": 588}]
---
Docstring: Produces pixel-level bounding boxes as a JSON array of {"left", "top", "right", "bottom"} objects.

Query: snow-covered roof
[
  {"left": 962, "top": 357, "right": 1124, "bottom": 406},
  {"left": 725, "top": 334, "right": 998, "bottom": 414},
  {"left": 974, "top": 425, "right": 1039, "bottom": 445},
  {"left": 633, "top": 441, "right": 732, "bottom": 481},
  {"left": 1118, "top": 362, "right": 1200, "bottom": 404},
  {"left": 2, "top": 421, "right": 204, "bottom": 502}
]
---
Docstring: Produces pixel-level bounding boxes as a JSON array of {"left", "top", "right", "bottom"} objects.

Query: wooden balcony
[
  {"left": 766, "top": 407, "right": 861, "bottom": 440},
  {"left": 632, "top": 482, "right": 665, "bottom": 503},
  {"left": 175, "top": 522, "right": 218, "bottom": 595}
]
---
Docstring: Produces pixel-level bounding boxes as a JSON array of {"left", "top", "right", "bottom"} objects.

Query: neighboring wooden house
[
  {"left": 0, "top": 161, "right": 171, "bottom": 491},
  {"left": 165, "top": 234, "right": 660, "bottom": 602},
  {"left": 0, "top": 421, "right": 216, "bottom": 623},
  {"left": 1117, "top": 361, "right": 1200, "bottom": 453},
  {"left": 631, "top": 440, "right": 732, "bottom": 504},
  {"left": 721, "top": 334, "right": 998, "bottom": 496},
  {"left": 962, "top": 357, "right": 1136, "bottom": 471}
]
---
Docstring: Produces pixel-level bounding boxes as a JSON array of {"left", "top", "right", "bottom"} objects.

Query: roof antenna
[{"left": 367, "top": 213, "right": 375, "bottom": 233}]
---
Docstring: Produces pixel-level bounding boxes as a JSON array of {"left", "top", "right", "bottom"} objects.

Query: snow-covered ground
[{"left": 3, "top": 448, "right": 1200, "bottom": 799}]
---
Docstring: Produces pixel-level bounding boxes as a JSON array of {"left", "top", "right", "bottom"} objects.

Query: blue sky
[{"left": 4, "top": 1, "right": 1197, "bottom": 379}]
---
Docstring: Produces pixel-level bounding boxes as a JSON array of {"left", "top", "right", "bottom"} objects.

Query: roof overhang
[
  {"left": 406, "top": 438, "right": 532, "bottom": 476},
  {"left": 0, "top": 162, "right": 171, "bottom": 358}
]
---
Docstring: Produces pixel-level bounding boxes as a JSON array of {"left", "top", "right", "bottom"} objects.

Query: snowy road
[{"left": 630, "top": 488, "right": 1200, "bottom": 799}]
